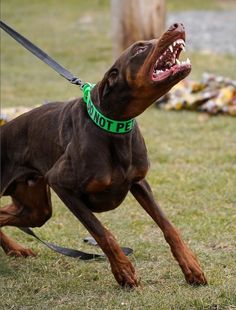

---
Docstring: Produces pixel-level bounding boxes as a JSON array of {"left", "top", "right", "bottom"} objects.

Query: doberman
[{"left": 0, "top": 23, "right": 207, "bottom": 287}]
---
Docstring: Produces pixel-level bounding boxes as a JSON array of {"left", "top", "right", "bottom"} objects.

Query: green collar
[{"left": 82, "top": 83, "right": 135, "bottom": 134}]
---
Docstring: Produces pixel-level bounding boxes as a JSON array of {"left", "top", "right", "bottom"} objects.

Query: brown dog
[{"left": 0, "top": 23, "right": 207, "bottom": 287}]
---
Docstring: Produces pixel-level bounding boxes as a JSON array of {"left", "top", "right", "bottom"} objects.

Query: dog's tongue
[{"left": 152, "top": 69, "right": 171, "bottom": 81}]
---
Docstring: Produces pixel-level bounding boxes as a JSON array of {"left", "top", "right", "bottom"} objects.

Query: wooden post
[{"left": 111, "top": 0, "right": 166, "bottom": 58}]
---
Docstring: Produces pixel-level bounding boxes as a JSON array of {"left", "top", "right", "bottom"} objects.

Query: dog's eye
[
  {"left": 108, "top": 69, "right": 119, "bottom": 82},
  {"left": 109, "top": 69, "right": 118, "bottom": 77},
  {"left": 134, "top": 45, "right": 148, "bottom": 55}
]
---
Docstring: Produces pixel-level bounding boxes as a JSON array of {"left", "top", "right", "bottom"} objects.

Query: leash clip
[{"left": 70, "top": 77, "right": 84, "bottom": 88}]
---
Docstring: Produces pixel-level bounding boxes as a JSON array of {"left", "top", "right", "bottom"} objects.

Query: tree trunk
[{"left": 111, "top": 0, "right": 166, "bottom": 58}]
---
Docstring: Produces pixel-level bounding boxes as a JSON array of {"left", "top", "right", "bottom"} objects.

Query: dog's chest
[
  {"left": 63, "top": 126, "right": 150, "bottom": 211},
  {"left": 84, "top": 164, "right": 147, "bottom": 212},
  {"left": 84, "top": 137, "right": 148, "bottom": 193},
  {"left": 83, "top": 144, "right": 149, "bottom": 212},
  {"left": 85, "top": 158, "right": 147, "bottom": 193}
]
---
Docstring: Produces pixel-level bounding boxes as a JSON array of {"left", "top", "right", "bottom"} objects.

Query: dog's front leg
[
  {"left": 130, "top": 179, "right": 207, "bottom": 285},
  {"left": 51, "top": 185, "right": 138, "bottom": 288}
]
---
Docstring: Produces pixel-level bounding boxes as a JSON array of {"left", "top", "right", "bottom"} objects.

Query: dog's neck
[
  {"left": 92, "top": 81, "right": 133, "bottom": 120},
  {"left": 84, "top": 83, "right": 135, "bottom": 134}
]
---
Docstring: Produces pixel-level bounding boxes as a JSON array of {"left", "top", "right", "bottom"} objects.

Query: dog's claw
[
  {"left": 184, "top": 268, "right": 208, "bottom": 286},
  {"left": 6, "top": 247, "right": 36, "bottom": 258},
  {"left": 111, "top": 260, "right": 138, "bottom": 288}
]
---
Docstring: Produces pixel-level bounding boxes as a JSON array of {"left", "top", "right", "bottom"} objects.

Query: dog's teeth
[
  {"left": 172, "top": 39, "right": 186, "bottom": 48},
  {"left": 186, "top": 57, "right": 191, "bottom": 64},
  {"left": 169, "top": 45, "right": 173, "bottom": 53},
  {"left": 176, "top": 59, "right": 180, "bottom": 65},
  {"left": 181, "top": 45, "right": 186, "bottom": 52},
  {"left": 154, "top": 69, "right": 163, "bottom": 76}
]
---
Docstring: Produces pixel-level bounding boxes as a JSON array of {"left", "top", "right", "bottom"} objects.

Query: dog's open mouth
[{"left": 152, "top": 38, "right": 191, "bottom": 82}]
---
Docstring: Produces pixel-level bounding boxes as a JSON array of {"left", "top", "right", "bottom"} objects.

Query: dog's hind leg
[
  {"left": 130, "top": 179, "right": 207, "bottom": 286},
  {"left": 0, "top": 177, "right": 52, "bottom": 257}
]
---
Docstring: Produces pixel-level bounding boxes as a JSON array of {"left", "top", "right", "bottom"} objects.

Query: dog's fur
[{"left": 0, "top": 24, "right": 207, "bottom": 287}]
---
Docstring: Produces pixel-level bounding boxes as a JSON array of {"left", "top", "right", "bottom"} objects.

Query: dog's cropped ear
[{"left": 101, "top": 69, "right": 119, "bottom": 98}]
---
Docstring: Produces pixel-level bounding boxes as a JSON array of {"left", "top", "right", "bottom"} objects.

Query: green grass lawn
[
  {"left": 1, "top": 1, "right": 236, "bottom": 309},
  {"left": 167, "top": 0, "right": 236, "bottom": 10}
]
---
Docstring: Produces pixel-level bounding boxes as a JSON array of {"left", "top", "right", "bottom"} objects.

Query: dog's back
[{"left": 0, "top": 100, "right": 78, "bottom": 196}]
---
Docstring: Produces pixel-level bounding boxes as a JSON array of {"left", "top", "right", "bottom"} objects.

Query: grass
[
  {"left": 1, "top": 1, "right": 236, "bottom": 309},
  {"left": 167, "top": 0, "right": 236, "bottom": 11}
]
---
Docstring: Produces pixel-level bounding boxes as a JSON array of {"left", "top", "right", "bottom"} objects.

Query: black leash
[
  {"left": 19, "top": 227, "right": 133, "bottom": 260},
  {"left": 0, "top": 20, "right": 84, "bottom": 88},
  {"left": 1, "top": 20, "right": 133, "bottom": 260},
  {"left": 19, "top": 227, "right": 103, "bottom": 260}
]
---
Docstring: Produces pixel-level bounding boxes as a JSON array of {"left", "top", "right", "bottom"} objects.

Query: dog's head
[{"left": 97, "top": 23, "right": 191, "bottom": 120}]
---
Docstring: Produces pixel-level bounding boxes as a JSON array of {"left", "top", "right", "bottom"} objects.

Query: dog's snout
[{"left": 168, "top": 23, "right": 185, "bottom": 32}]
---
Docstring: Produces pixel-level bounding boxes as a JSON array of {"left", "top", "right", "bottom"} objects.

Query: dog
[{"left": 0, "top": 23, "right": 207, "bottom": 287}]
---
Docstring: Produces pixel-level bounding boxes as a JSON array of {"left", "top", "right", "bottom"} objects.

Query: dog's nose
[{"left": 168, "top": 23, "right": 185, "bottom": 32}]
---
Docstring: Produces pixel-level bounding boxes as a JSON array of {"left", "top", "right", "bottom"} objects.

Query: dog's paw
[
  {"left": 111, "top": 260, "right": 139, "bottom": 288},
  {"left": 183, "top": 264, "right": 207, "bottom": 286},
  {"left": 6, "top": 247, "right": 36, "bottom": 258},
  {"left": 179, "top": 250, "right": 207, "bottom": 285}
]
